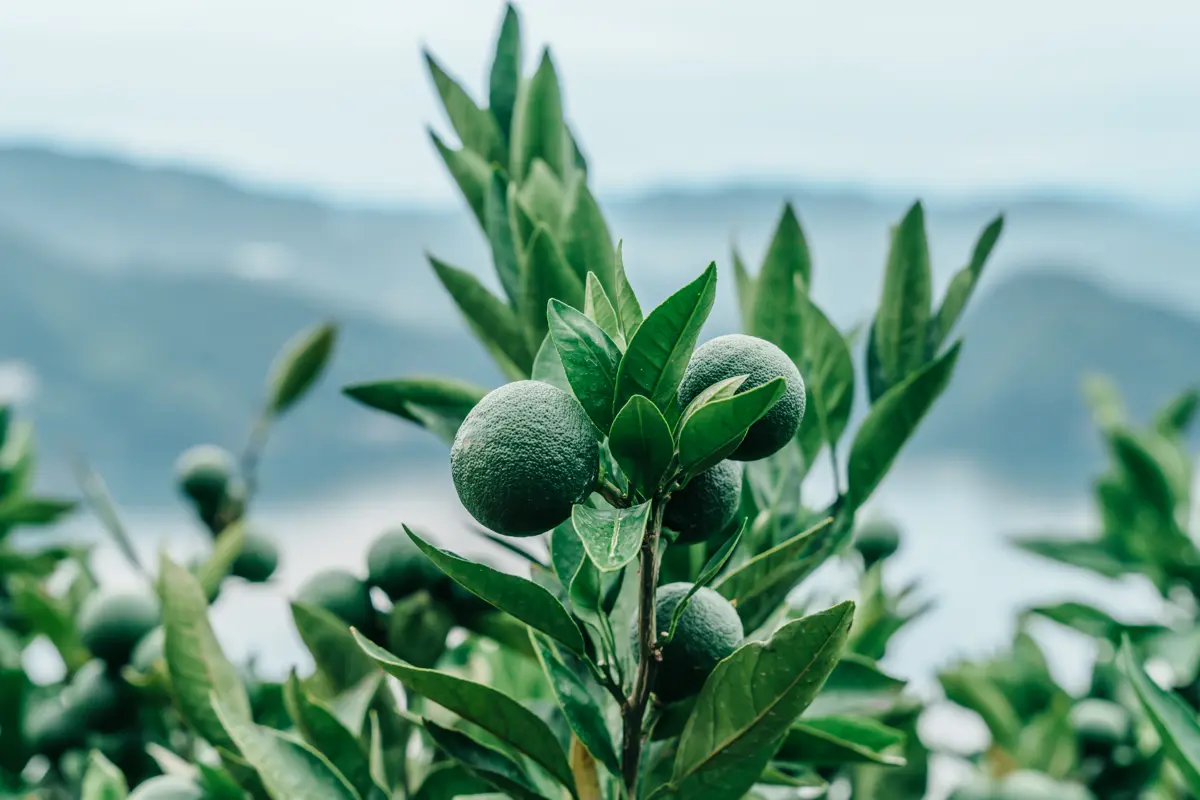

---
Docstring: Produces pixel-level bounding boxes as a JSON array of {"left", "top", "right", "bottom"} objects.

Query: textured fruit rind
[{"left": 664, "top": 461, "right": 743, "bottom": 545}]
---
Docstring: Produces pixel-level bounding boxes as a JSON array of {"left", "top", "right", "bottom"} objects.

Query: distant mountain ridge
[{"left": 2, "top": 143, "right": 1197, "bottom": 505}]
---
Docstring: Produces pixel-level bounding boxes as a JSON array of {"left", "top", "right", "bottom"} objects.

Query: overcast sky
[{"left": 2, "top": 0, "right": 1198, "bottom": 206}]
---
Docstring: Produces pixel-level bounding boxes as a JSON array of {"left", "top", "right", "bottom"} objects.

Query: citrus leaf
[
  {"left": 663, "top": 601, "right": 855, "bottom": 800},
  {"left": 584, "top": 272, "right": 624, "bottom": 349},
  {"left": 214, "top": 695, "right": 361, "bottom": 800},
  {"left": 412, "top": 763, "right": 491, "bottom": 800},
  {"left": 776, "top": 716, "right": 906, "bottom": 766},
  {"left": 530, "top": 633, "right": 621, "bottom": 777},
  {"left": 488, "top": 4, "right": 522, "bottom": 141},
  {"left": 676, "top": 376, "right": 748, "bottom": 435},
  {"left": 405, "top": 526, "right": 586, "bottom": 654},
  {"left": 283, "top": 672, "right": 379, "bottom": 799},
  {"left": 562, "top": 181, "right": 616, "bottom": 293},
  {"left": 354, "top": 630, "right": 575, "bottom": 793},
  {"left": 731, "top": 246, "right": 755, "bottom": 330},
  {"left": 521, "top": 225, "right": 586, "bottom": 353},
  {"left": 1010, "top": 535, "right": 1128, "bottom": 579},
  {"left": 266, "top": 322, "right": 337, "bottom": 417},
  {"left": 677, "top": 377, "right": 785, "bottom": 475},
  {"left": 800, "top": 294, "right": 854, "bottom": 449},
  {"left": 291, "top": 602, "right": 376, "bottom": 693},
  {"left": 517, "top": 160, "right": 567, "bottom": 232},
  {"left": 1026, "top": 601, "right": 1165, "bottom": 643},
  {"left": 1156, "top": 387, "right": 1200, "bottom": 438},
  {"left": 932, "top": 214, "right": 1003, "bottom": 351},
  {"left": 343, "top": 375, "right": 488, "bottom": 445},
  {"left": 664, "top": 520, "right": 746, "bottom": 643},
  {"left": 873, "top": 202, "right": 932, "bottom": 392},
  {"left": 431, "top": 255, "right": 532, "bottom": 379},
  {"left": 752, "top": 203, "right": 809, "bottom": 359},
  {"left": 548, "top": 299, "right": 622, "bottom": 433},
  {"left": 484, "top": 169, "right": 522, "bottom": 307},
  {"left": 571, "top": 500, "right": 651, "bottom": 573},
  {"left": 82, "top": 749, "right": 129, "bottom": 800},
  {"left": 0, "top": 495, "right": 77, "bottom": 528},
  {"left": 510, "top": 49, "right": 568, "bottom": 182},
  {"left": 612, "top": 241, "right": 643, "bottom": 340},
  {"left": 532, "top": 335, "right": 572, "bottom": 394},
  {"left": 159, "top": 554, "right": 252, "bottom": 752},
  {"left": 1121, "top": 637, "right": 1200, "bottom": 794},
  {"left": 424, "top": 51, "right": 505, "bottom": 165},
  {"left": 430, "top": 129, "right": 491, "bottom": 228},
  {"left": 846, "top": 341, "right": 962, "bottom": 510},
  {"left": 614, "top": 262, "right": 716, "bottom": 419},
  {"left": 608, "top": 396, "right": 673, "bottom": 500},
  {"left": 424, "top": 720, "right": 549, "bottom": 800},
  {"left": 197, "top": 521, "right": 245, "bottom": 604},
  {"left": 714, "top": 517, "right": 844, "bottom": 633}
]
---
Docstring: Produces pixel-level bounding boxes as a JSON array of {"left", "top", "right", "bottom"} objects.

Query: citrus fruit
[
  {"left": 231, "top": 528, "right": 279, "bottom": 583},
  {"left": 366, "top": 529, "right": 445, "bottom": 601},
  {"left": 854, "top": 519, "right": 901, "bottom": 568},
  {"left": 664, "top": 461, "right": 743, "bottom": 545},
  {"left": 294, "top": 569, "right": 374, "bottom": 632},
  {"left": 78, "top": 590, "right": 160, "bottom": 667}
]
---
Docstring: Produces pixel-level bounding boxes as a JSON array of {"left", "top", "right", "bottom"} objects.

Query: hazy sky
[{"left": 2, "top": 1, "right": 1199, "bottom": 205}]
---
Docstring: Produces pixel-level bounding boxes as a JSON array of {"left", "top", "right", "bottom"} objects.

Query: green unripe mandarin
[
  {"left": 173, "top": 444, "right": 234, "bottom": 503},
  {"left": 664, "top": 461, "right": 743, "bottom": 545},
  {"left": 451, "top": 381, "right": 599, "bottom": 536},
  {"left": 367, "top": 529, "right": 445, "bottom": 601},
  {"left": 24, "top": 698, "right": 83, "bottom": 757},
  {"left": 854, "top": 519, "right": 901, "bottom": 568},
  {"left": 678, "top": 334, "right": 806, "bottom": 461},
  {"left": 632, "top": 582, "right": 743, "bottom": 702},
  {"left": 61, "top": 658, "right": 134, "bottom": 732},
  {"left": 128, "top": 776, "right": 206, "bottom": 800},
  {"left": 131, "top": 627, "right": 165, "bottom": 674},
  {"left": 295, "top": 569, "right": 374, "bottom": 632},
  {"left": 231, "top": 529, "right": 280, "bottom": 583},
  {"left": 78, "top": 590, "right": 160, "bottom": 667},
  {"left": 447, "top": 579, "right": 494, "bottom": 623}
]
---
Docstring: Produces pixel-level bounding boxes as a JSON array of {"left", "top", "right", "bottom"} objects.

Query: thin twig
[
  {"left": 598, "top": 477, "right": 631, "bottom": 509},
  {"left": 621, "top": 495, "right": 665, "bottom": 794},
  {"left": 828, "top": 444, "right": 842, "bottom": 497}
]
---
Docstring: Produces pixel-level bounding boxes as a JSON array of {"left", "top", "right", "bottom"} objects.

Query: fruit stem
[
  {"left": 598, "top": 477, "right": 631, "bottom": 509},
  {"left": 622, "top": 494, "right": 665, "bottom": 795}
]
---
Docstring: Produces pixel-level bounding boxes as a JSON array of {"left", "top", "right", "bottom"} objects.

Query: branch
[{"left": 621, "top": 495, "right": 665, "bottom": 794}]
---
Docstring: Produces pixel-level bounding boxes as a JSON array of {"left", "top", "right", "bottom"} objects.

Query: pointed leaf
[
  {"left": 800, "top": 295, "right": 854, "bottom": 449},
  {"left": 424, "top": 720, "right": 548, "bottom": 800},
  {"left": 933, "top": 214, "right": 1004, "bottom": 350},
  {"left": 485, "top": 169, "right": 522, "bottom": 306},
  {"left": 677, "top": 376, "right": 748, "bottom": 434},
  {"left": 405, "top": 527, "right": 586, "bottom": 654},
  {"left": 215, "top": 696, "right": 361, "bottom": 800},
  {"left": 846, "top": 342, "right": 961, "bottom": 509},
  {"left": 424, "top": 52, "right": 505, "bottom": 164},
  {"left": 678, "top": 377, "right": 786, "bottom": 475},
  {"left": 354, "top": 630, "right": 575, "bottom": 792},
  {"left": 532, "top": 335, "right": 572, "bottom": 394},
  {"left": 1121, "top": 637, "right": 1200, "bottom": 794},
  {"left": 0, "top": 495, "right": 77, "bottom": 528},
  {"left": 196, "top": 521, "right": 245, "bottom": 603},
  {"left": 517, "top": 159, "right": 567, "bottom": 232},
  {"left": 874, "top": 202, "right": 933, "bottom": 391},
  {"left": 612, "top": 241, "right": 643, "bottom": 340},
  {"left": 571, "top": 500, "right": 651, "bottom": 572},
  {"left": 1156, "top": 388, "right": 1200, "bottom": 438},
  {"left": 431, "top": 256, "right": 532, "bottom": 378},
  {"left": 548, "top": 299, "right": 621, "bottom": 432},
  {"left": 284, "top": 673, "right": 378, "bottom": 798},
  {"left": 614, "top": 263, "right": 716, "bottom": 418},
  {"left": 343, "top": 376, "right": 487, "bottom": 445},
  {"left": 291, "top": 602, "right": 377, "bottom": 693},
  {"left": 267, "top": 322, "right": 337, "bottom": 417},
  {"left": 159, "top": 555, "right": 251, "bottom": 752},
  {"left": 522, "top": 226, "right": 586, "bottom": 352},
  {"left": 731, "top": 246, "right": 755, "bottom": 330},
  {"left": 531, "top": 633, "right": 621, "bottom": 777},
  {"left": 664, "top": 521, "right": 746, "bottom": 643},
  {"left": 777, "top": 716, "right": 906, "bottom": 766},
  {"left": 664, "top": 602, "right": 855, "bottom": 800},
  {"left": 431, "top": 129, "right": 491, "bottom": 228},
  {"left": 715, "top": 518, "right": 845, "bottom": 632},
  {"left": 510, "top": 50, "right": 568, "bottom": 182},
  {"left": 562, "top": 181, "right": 616, "bottom": 292},
  {"left": 584, "top": 272, "right": 624, "bottom": 348},
  {"left": 608, "top": 396, "right": 673, "bottom": 500},
  {"left": 488, "top": 4, "right": 522, "bottom": 141},
  {"left": 752, "top": 204, "right": 809, "bottom": 358},
  {"left": 1010, "top": 536, "right": 1129, "bottom": 579}
]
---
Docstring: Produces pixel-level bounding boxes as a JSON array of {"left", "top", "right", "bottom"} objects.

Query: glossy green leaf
[
  {"left": 431, "top": 255, "right": 532, "bottom": 379},
  {"left": 1108, "top": 426, "right": 1178, "bottom": 522},
  {"left": 800, "top": 294, "right": 854, "bottom": 449},
  {"left": 846, "top": 342, "right": 961, "bottom": 509},
  {"left": 266, "top": 322, "right": 337, "bottom": 417},
  {"left": 612, "top": 241, "right": 643, "bottom": 340},
  {"left": 584, "top": 272, "right": 624, "bottom": 348},
  {"left": 487, "top": 4, "right": 522, "bottom": 141},
  {"left": 677, "top": 377, "right": 786, "bottom": 475},
  {"left": 413, "top": 763, "right": 492, "bottom": 800},
  {"left": 874, "top": 202, "right": 932, "bottom": 391},
  {"left": 933, "top": 214, "right": 1004, "bottom": 350},
  {"left": 548, "top": 299, "right": 621, "bottom": 432},
  {"left": 159, "top": 554, "right": 251, "bottom": 752},
  {"left": 532, "top": 334, "right": 572, "bottom": 394},
  {"left": 1121, "top": 637, "right": 1200, "bottom": 794},
  {"left": 562, "top": 181, "right": 616, "bottom": 293},
  {"left": 608, "top": 395, "right": 674, "bottom": 500},
  {"left": 343, "top": 375, "right": 488, "bottom": 445},
  {"left": 406, "top": 527, "right": 585, "bottom": 654},
  {"left": 196, "top": 763, "right": 248, "bottom": 800},
  {"left": 531, "top": 633, "right": 621, "bottom": 777},
  {"left": 715, "top": 517, "right": 844, "bottom": 633},
  {"left": 215, "top": 696, "right": 361, "bottom": 800},
  {"left": 328, "top": 673, "right": 383, "bottom": 738},
  {"left": 521, "top": 225, "right": 586, "bottom": 352},
  {"left": 430, "top": 129, "right": 491, "bottom": 227},
  {"left": 82, "top": 750, "right": 128, "bottom": 800},
  {"left": 517, "top": 159, "right": 567, "bottom": 232},
  {"left": 570, "top": 499, "right": 651, "bottom": 572},
  {"left": 614, "top": 262, "right": 717, "bottom": 418},
  {"left": 663, "top": 602, "right": 855, "bottom": 800},
  {"left": 291, "top": 602, "right": 377, "bottom": 693},
  {"left": 0, "top": 495, "right": 77, "bottom": 528},
  {"left": 424, "top": 721, "right": 547, "bottom": 800},
  {"left": 485, "top": 169, "right": 522, "bottom": 307},
  {"left": 284, "top": 673, "right": 378, "bottom": 798},
  {"left": 677, "top": 376, "right": 748, "bottom": 435},
  {"left": 776, "top": 716, "right": 905, "bottom": 766},
  {"left": 664, "top": 521, "right": 745, "bottom": 643},
  {"left": 752, "top": 203, "right": 809, "bottom": 359},
  {"left": 197, "top": 521, "right": 245, "bottom": 603},
  {"left": 424, "top": 52, "right": 505, "bottom": 165},
  {"left": 1026, "top": 601, "right": 1164, "bottom": 643},
  {"left": 354, "top": 630, "right": 575, "bottom": 792},
  {"left": 731, "top": 246, "right": 755, "bottom": 330},
  {"left": 510, "top": 49, "right": 568, "bottom": 182}
]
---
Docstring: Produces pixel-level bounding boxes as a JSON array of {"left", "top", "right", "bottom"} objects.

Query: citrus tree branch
[{"left": 621, "top": 494, "right": 665, "bottom": 794}]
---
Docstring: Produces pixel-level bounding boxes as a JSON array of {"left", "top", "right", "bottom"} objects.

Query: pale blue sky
[{"left": 2, "top": 0, "right": 1198, "bottom": 205}]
